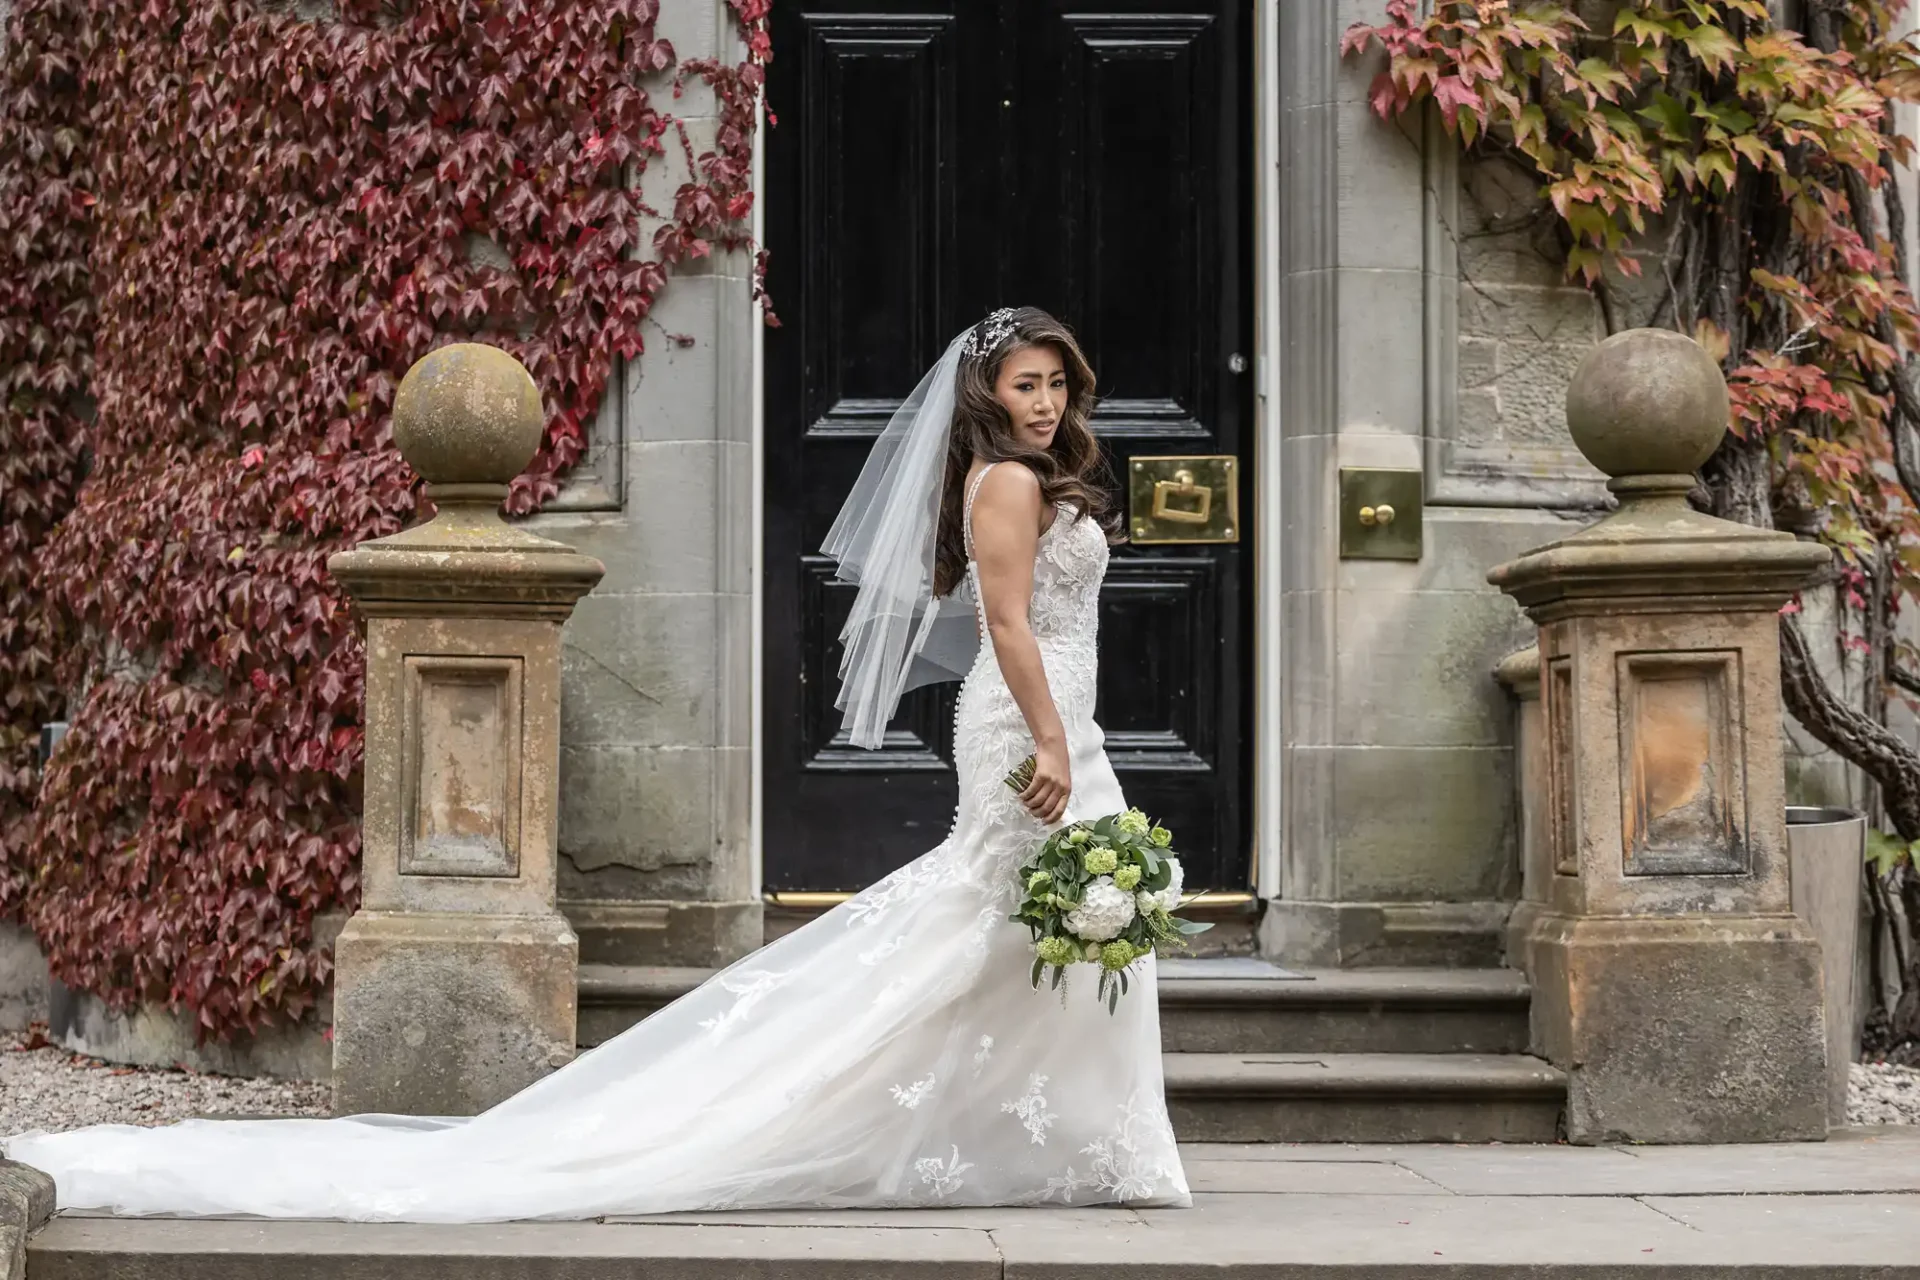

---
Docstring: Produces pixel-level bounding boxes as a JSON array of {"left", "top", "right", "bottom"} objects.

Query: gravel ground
[
  {"left": 3, "top": 1026, "right": 1918, "bottom": 1138},
  {"left": 0, "top": 1028, "right": 328, "bottom": 1136},
  {"left": 1849, "top": 1060, "right": 1920, "bottom": 1127}
]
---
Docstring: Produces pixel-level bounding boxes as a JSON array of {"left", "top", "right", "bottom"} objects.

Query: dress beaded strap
[
  {"left": 962, "top": 461, "right": 999, "bottom": 560},
  {"left": 961, "top": 462, "right": 1000, "bottom": 638}
]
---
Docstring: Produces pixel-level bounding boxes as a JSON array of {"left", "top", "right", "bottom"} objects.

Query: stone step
[
  {"left": 37, "top": 1190, "right": 1911, "bottom": 1280},
  {"left": 575, "top": 964, "right": 706, "bottom": 1048},
  {"left": 571, "top": 964, "right": 1560, "bottom": 1145},
  {"left": 1156, "top": 964, "right": 1530, "bottom": 1055},
  {"left": 576, "top": 963, "right": 1533, "bottom": 1056},
  {"left": 1162, "top": 1051, "right": 1566, "bottom": 1144}
]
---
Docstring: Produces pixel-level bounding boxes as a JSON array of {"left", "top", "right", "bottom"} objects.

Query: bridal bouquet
[{"left": 1003, "top": 757, "right": 1212, "bottom": 1012}]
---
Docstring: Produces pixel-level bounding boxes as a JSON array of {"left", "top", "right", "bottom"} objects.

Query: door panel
[{"left": 1045, "top": 13, "right": 1221, "bottom": 436}]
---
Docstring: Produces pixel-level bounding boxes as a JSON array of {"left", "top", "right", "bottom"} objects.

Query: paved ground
[{"left": 27, "top": 1130, "right": 1920, "bottom": 1278}]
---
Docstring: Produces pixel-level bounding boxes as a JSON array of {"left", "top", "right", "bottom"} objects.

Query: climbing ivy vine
[{"left": 0, "top": 0, "right": 768, "bottom": 1038}]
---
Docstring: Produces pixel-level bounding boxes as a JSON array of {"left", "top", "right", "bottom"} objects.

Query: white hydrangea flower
[
  {"left": 1064, "top": 876, "right": 1136, "bottom": 942},
  {"left": 1137, "top": 856, "right": 1184, "bottom": 915}
]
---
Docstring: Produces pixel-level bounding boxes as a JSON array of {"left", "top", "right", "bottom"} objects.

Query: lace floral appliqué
[
  {"left": 860, "top": 936, "right": 906, "bottom": 966},
  {"left": 1043, "top": 1167, "right": 1098, "bottom": 1202},
  {"left": 890, "top": 1074, "right": 936, "bottom": 1109},
  {"left": 1077, "top": 1090, "right": 1183, "bottom": 1201},
  {"left": 915, "top": 1146, "right": 973, "bottom": 1198},
  {"left": 1002, "top": 1073, "right": 1056, "bottom": 1146},
  {"left": 846, "top": 848, "right": 954, "bottom": 927},
  {"left": 1027, "top": 507, "right": 1107, "bottom": 645},
  {"left": 696, "top": 969, "right": 789, "bottom": 1041}
]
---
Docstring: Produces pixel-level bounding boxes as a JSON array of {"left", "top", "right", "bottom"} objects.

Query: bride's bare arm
[{"left": 970, "top": 462, "right": 1070, "bottom": 824}]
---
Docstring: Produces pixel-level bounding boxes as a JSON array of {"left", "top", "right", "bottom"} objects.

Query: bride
[{"left": 2, "top": 306, "right": 1191, "bottom": 1221}]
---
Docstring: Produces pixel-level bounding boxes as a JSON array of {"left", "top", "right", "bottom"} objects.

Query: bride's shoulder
[
  {"left": 971, "top": 459, "right": 1043, "bottom": 510},
  {"left": 970, "top": 462, "right": 1058, "bottom": 542}
]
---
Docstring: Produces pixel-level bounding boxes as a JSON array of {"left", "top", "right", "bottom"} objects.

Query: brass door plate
[
  {"left": 1129, "top": 455, "right": 1239, "bottom": 545},
  {"left": 1339, "top": 467, "right": 1423, "bottom": 561}
]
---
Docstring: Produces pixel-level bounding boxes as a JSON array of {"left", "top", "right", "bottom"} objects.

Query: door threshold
[{"left": 765, "top": 890, "right": 1257, "bottom": 909}]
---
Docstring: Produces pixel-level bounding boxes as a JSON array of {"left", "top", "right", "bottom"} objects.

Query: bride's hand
[{"left": 1020, "top": 740, "right": 1071, "bottom": 826}]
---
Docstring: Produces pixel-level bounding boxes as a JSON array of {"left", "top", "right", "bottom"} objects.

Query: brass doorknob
[{"left": 1359, "top": 504, "right": 1396, "bottom": 528}]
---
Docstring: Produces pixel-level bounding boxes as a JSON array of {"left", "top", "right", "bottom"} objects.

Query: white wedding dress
[{"left": 3, "top": 464, "right": 1189, "bottom": 1221}]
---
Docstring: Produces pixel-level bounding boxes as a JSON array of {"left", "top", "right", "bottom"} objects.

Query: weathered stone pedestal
[
  {"left": 1489, "top": 329, "right": 1831, "bottom": 1144},
  {"left": 328, "top": 343, "right": 604, "bottom": 1116}
]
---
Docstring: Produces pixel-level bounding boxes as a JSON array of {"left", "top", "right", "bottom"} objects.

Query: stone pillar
[
  {"left": 1488, "top": 329, "right": 1831, "bottom": 1144},
  {"left": 1494, "top": 646, "right": 1547, "bottom": 972},
  {"left": 328, "top": 344, "right": 605, "bottom": 1116}
]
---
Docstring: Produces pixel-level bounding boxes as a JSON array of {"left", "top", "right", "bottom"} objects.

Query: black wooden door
[{"left": 763, "top": 0, "right": 1252, "bottom": 893}]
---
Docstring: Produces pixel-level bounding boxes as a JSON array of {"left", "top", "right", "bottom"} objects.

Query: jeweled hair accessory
[{"left": 961, "top": 307, "right": 1019, "bottom": 359}]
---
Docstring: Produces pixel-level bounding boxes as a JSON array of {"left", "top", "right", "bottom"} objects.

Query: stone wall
[
  {"left": 1258, "top": 1, "right": 1913, "bottom": 974},
  {"left": 0, "top": 922, "right": 44, "bottom": 1034},
  {"left": 1261, "top": 3, "right": 1572, "bottom": 967},
  {"left": 528, "top": 0, "right": 760, "bottom": 968}
]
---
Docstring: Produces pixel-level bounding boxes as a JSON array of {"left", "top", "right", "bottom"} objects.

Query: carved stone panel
[
  {"left": 1423, "top": 142, "right": 1611, "bottom": 508},
  {"left": 1617, "top": 650, "right": 1748, "bottom": 877},
  {"left": 1546, "top": 654, "right": 1577, "bottom": 877},
  {"left": 544, "top": 356, "right": 625, "bottom": 512},
  {"left": 400, "top": 656, "right": 526, "bottom": 878}
]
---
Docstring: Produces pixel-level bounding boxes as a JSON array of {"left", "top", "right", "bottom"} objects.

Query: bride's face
[{"left": 993, "top": 343, "right": 1067, "bottom": 451}]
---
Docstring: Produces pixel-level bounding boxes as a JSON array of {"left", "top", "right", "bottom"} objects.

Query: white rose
[
  {"left": 1138, "top": 857, "right": 1184, "bottom": 914},
  {"left": 1064, "top": 876, "right": 1137, "bottom": 943}
]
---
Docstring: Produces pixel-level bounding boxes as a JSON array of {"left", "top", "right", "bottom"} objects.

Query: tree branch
[
  {"left": 1883, "top": 125, "right": 1911, "bottom": 291},
  {"left": 1782, "top": 616, "right": 1920, "bottom": 838},
  {"left": 1648, "top": 214, "right": 1692, "bottom": 332},
  {"left": 1838, "top": 163, "right": 1920, "bottom": 512}
]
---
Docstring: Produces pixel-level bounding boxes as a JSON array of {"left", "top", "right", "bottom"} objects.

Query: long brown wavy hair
[{"left": 933, "top": 307, "right": 1120, "bottom": 597}]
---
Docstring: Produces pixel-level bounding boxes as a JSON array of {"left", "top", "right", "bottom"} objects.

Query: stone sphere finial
[
  {"left": 1564, "top": 329, "right": 1728, "bottom": 482},
  {"left": 392, "top": 343, "right": 544, "bottom": 487}
]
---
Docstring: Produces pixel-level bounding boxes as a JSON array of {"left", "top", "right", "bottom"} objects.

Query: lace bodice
[{"left": 952, "top": 463, "right": 1110, "bottom": 800}]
